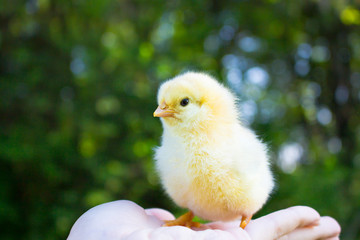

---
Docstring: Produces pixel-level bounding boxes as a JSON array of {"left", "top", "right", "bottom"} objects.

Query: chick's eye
[{"left": 180, "top": 98, "right": 189, "bottom": 107}]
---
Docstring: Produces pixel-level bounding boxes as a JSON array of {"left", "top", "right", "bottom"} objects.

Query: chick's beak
[{"left": 153, "top": 101, "right": 176, "bottom": 118}]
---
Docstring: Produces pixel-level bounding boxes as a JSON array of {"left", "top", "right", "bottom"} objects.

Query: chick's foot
[
  {"left": 163, "top": 211, "right": 201, "bottom": 228},
  {"left": 240, "top": 215, "right": 252, "bottom": 229}
]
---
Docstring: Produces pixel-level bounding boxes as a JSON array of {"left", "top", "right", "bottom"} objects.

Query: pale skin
[{"left": 67, "top": 200, "right": 341, "bottom": 240}]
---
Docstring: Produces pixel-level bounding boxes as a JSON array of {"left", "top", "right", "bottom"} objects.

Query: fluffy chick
[{"left": 153, "top": 72, "right": 274, "bottom": 229}]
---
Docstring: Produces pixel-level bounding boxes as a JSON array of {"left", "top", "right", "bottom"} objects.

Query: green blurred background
[{"left": 1, "top": 0, "right": 360, "bottom": 239}]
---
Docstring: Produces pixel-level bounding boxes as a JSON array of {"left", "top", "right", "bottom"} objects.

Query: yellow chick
[{"left": 153, "top": 72, "right": 274, "bottom": 229}]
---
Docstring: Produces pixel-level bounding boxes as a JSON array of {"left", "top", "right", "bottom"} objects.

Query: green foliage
[{"left": 1, "top": 0, "right": 359, "bottom": 239}]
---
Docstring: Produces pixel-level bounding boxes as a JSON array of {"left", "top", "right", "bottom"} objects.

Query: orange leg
[
  {"left": 240, "top": 215, "right": 252, "bottom": 229},
  {"left": 163, "top": 211, "right": 201, "bottom": 228}
]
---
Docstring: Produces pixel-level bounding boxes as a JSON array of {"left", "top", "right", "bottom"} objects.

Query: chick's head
[{"left": 154, "top": 72, "right": 238, "bottom": 132}]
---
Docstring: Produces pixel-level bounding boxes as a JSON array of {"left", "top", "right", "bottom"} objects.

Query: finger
[
  {"left": 246, "top": 206, "right": 321, "bottom": 240},
  {"left": 68, "top": 200, "right": 163, "bottom": 240},
  {"left": 278, "top": 216, "right": 341, "bottom": 240},
  {"left": 145, "top": 208, "right": 175, "bottom": 221}
]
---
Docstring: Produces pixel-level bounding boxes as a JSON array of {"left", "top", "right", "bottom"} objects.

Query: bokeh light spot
[{"left": 278, "top": 142, "right": 304, "bottom": 174}]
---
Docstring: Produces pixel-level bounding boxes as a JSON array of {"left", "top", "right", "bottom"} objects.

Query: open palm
[{"left": 67, "top": 200, "right": 340, "bottom": 240}]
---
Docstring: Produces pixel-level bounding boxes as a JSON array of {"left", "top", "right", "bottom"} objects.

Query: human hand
[{"left": 67, "top": 200, "right": 340, "bottom": 240}]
